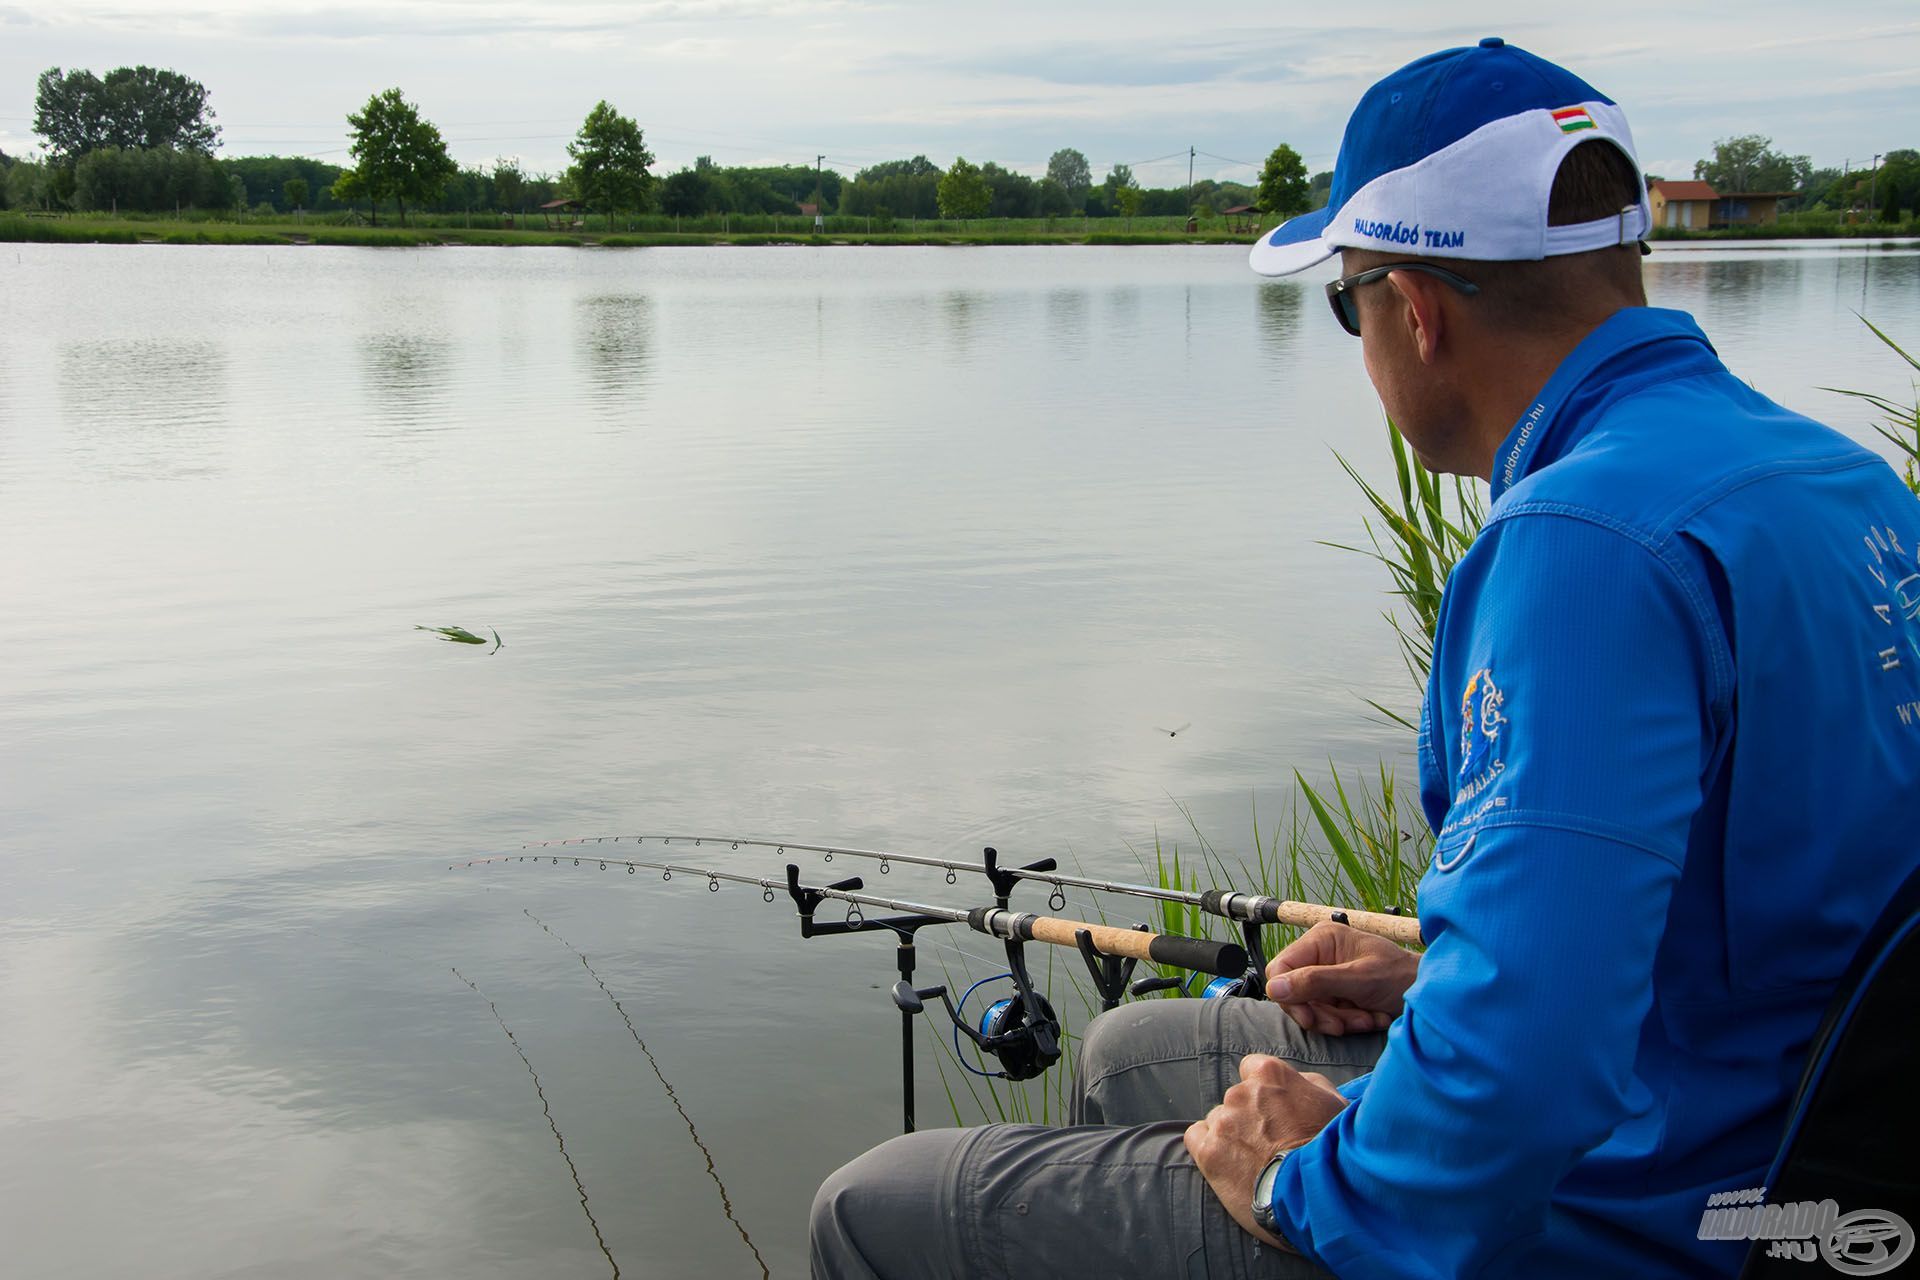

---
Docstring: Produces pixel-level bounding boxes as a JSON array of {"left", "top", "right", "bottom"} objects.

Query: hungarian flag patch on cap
[{"left": 1551, "top": 106, "right": 1597, "bottom": 133}]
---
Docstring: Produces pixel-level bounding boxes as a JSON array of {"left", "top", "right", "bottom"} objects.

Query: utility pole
[
  {"left": 1187, "top": 145, "right": 1195, "bottom": 211},
  {"left": 815, "top": 154, "right": 826, "bottom": 231},
  {"left": 1870, "top": 153, "right": 1883, "bottom": 221}
]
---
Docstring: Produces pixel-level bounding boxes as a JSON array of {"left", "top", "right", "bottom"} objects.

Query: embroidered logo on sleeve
[
  {"left": 1453, "top": 667, "right": 1508, "bottom": 810},
  {"left": 1863, "top": 521, "right": 1920, "bottom": 728}
]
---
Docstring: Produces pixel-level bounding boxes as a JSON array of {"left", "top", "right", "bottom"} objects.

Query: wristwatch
[{"left": 1252, "top": 1147, "right": 1294, "bottom": 1243}]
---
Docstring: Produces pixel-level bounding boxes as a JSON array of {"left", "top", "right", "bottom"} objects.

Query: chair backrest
[{"left": 1740, "top": 863, "right": 1920, "bottom": 1277}]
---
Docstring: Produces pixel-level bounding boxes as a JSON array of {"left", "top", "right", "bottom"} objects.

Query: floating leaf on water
[{"left": 415, "top": 624, "right": 503, "bottom": 653}]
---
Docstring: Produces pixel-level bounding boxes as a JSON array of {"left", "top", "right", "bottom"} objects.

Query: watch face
[{"left": 1254, "top": 1153, "right": 1284, "bottom": 1204}]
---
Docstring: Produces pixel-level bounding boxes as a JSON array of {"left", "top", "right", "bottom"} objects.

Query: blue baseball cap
[{"left": 1250, "top": 37, "right": 1650, "bottom": 276}]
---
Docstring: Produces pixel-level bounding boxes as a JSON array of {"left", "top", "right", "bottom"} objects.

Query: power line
[
  {"left": 1117, "top": 149, "right": 1190, "bottom": 169},
  {"left": 1196, "top": 149, "right": 1259, "bottom": 169}
]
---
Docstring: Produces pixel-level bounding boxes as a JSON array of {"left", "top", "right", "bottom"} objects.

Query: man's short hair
[{"left": 1548, "top": 140, "right": 1646, "bottom": 227}]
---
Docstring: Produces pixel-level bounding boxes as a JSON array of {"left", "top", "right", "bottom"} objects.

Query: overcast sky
[{"left": 3, "top": 1, "right": 1915, "bottom": 186}]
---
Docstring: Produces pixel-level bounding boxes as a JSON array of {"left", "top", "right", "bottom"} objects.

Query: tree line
[
  {"left": 2, "top": 63, "right": 1326, "bottom": 225},
  {"left": 1680, "top": 135, "right": 1915, "bottom": 220},
  {"left": 7, "top": 65, "right": 1908, "bottom": 227}
]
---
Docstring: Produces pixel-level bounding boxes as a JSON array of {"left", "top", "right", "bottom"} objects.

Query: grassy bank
[
  {"left": 1650, "top": 214, "right": 1919, "bottom": 242},
  {"left": 11, "top": 206, "right": 1919, "bottom": 249},
  {"left": 0, "top": 210, "right": 1258, "bottom": 248}
]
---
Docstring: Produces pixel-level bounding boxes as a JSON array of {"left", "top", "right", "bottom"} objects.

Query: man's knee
[
  {"left": 1075, "top": 995, "right": 1386, "bottom": 1125},
  {"left": 810, "top": 1129, "right": 968, "bottom": 1280},
  {"left": 1078, "top": 997, "right": 1205, "bottom": 1083}
]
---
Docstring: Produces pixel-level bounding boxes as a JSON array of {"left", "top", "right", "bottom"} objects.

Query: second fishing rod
[
  {"left": 527, "top": 833, "right": 1424, "bottom": 997},
  {"left": 462, "top": 850, "right": 1246, "bottom": 1133}
]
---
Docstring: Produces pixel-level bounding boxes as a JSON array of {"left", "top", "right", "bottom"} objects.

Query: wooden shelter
[
  {"left": 1222, "top": 204, "right": 1260, "bottom": 235},
  {"left": 540, "top": 198, "right": 585, "bottom": 230}
]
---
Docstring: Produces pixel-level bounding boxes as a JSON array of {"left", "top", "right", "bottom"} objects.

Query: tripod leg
[{"left": 898, "top": 941, "right": 916, "bottom": 1133}]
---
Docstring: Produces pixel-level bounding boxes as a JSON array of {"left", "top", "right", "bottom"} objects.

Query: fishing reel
[
  {"left": 893, "top": 942, "right": 1063, "bottom": 1082},
  {"left": 963, "top": 981, "right": 1061, "bottom": 1082}
]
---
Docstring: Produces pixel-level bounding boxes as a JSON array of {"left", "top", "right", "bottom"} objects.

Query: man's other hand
[
  {"left": 1265, "top": 921, "right": 1419, "bottom": 1035},
  {"left": 1185, "top": 1054, "right": 1350, "bottom": 1250}
]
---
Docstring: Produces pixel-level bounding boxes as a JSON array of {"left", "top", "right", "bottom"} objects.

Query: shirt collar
[{"left": 1488, "top": 307, "right": 1719, "bottom": 501}]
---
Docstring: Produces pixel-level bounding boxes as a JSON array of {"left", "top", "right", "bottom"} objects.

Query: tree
[
  {"left": 566, "top": 100, "right": 655, "bottom": 224},
  {"left": 70, "top": 145, "right": 224, "bottom": 211},
  {"left": 980, "top": 161, "right": 1037, "bottom": 218},
  {"left": 330, "top": 167, "right": 369, "bottom": 220},
  {"left": 1693, "top": 134, "right": 1810, "bottom": 194},
  {"left": 936, "top": 156, "right": 991, "bottom": 219},
  {"left": 491, "top": 158, "right": 526, "bottom": 213},
  {"left": 1046, "top": 147, "right": 1092, "bottom": 209},
  {"left": 659, "top": 168, "right": 712, "bottom": 217},
  {"left": 842, "top": 156, "right": 941, "bottom": 219},
  {"left": 1114, "top": 184, "right": 1145, "bottom": 227},
  {"left": 1103, "top": 163, "right": 1137, "bottom": 197},
  {"left": 343, "top": 88, "right": 456, "bottom": 226},
  {"left": 1308, "top": 169, "right": 1334, "bottom": 210},
  {"left": 6, "top": 160, "right": 45, "bottom": 210},
  {"left": 282, "top": 176, "right": 308, "bottom": 212},
  {"left": 34, "top": 65, "right": 220, "bottom": 157},
  {"left": 1036, "top": 177, "right": 1074, "bottom": 217},
  {"left": 1258, "top": 143, "right": 1310, "bottom": 217}
]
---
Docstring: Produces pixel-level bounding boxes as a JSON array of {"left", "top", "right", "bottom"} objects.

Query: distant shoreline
[
  {"left": 4, "top": 213, "right": 1914, "bottom": 249},
  {"left": 1, "top": 213, "right": 1254, "bottom": 249}
]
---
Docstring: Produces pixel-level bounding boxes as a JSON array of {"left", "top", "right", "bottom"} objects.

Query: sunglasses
[{"left": 1325, "top": 262, "right": 1481, "bottom": 337}]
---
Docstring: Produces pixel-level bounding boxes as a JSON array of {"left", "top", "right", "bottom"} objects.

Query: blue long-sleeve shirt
[{"left": 1271, "top": 307, "right": 1920, "bottom": 1277}]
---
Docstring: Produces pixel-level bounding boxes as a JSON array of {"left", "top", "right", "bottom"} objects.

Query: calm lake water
[{"left": 3, "top": 241, "right": 1917, "bottom": 1278}]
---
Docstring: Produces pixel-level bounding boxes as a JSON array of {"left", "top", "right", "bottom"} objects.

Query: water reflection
[
  {"left": 577, "top": 294, "right": 653, "bottom": 419},
  {"left": 58, "top": 338, "right": 230, "bottom": 481},
  {"left": 1045, "top": 288, "right": 1091, "bottom": 357},
  {"left": 942, "top": 289, "right": 986, "bottom": 353},
  {"left": 358, "top": 331, "right": 453, "bottom": 434},
  {"left": 1257, "top": 281, "right": 1304, "bottom": 350},
  {"left": 1699, "top": 258, "right": 1806, "bottom": 344}
]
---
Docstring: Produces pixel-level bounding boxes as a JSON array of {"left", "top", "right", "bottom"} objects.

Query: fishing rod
[
  {"left": 525, "top": 834, "right": 1424, "bottom": 997},
  {"left": 466, "top": 851, "right": 1246, "bottom": 979},
  {"left": 457, "top": 852, "right": 1246, "bottom": 1133}
]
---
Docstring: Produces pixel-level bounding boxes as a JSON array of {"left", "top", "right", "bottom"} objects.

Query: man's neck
[{"left": 1457, "top": 306, "right": 1634, "bottom": 479}]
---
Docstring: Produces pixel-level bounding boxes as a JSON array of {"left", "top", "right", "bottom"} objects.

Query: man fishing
[{"left": 811, "top": 38, "right": 1920, "bottom": 1279}]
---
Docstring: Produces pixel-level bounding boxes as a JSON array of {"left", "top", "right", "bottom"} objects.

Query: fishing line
[
  {"left": 450, "top": 967, "right": 621, "bottom": 1280},
  {"left": 524, "top": 912, "right": 770, "bottom": 1280},
  {"left": 953, "top": 972, "right": 1015, "bottom": 1079}
]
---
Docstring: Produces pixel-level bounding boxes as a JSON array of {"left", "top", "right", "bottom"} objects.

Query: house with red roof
[{"left": 1649, "top": 180, "right": 1793, "bottom": 230}]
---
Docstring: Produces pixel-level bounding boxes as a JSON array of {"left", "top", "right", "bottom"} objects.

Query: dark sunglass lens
[{"left": 1334, "top": 289, "right": 1361, "bottom": 337}]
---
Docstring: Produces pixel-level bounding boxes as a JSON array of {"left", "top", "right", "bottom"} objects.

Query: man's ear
[{"left": 1385, "top": 269, "right": 1448, "bottom": 365}]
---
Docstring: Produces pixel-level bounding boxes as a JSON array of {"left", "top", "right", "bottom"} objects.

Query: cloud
[
  {"left": 902, "top": 25, "right": 1470, "bottom": 91},
  {"left": 14, "top": 0, "right": 883, "bottom": 41},
  {"left": 1742, "top": 19, "right": 1920, "bottom": 51}
]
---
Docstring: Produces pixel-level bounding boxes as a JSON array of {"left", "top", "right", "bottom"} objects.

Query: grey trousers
[{"left": 810, "top": 996, "right": 1387, "bottom": 1279}]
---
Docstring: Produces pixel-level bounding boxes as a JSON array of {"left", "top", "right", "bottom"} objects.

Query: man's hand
[
  {"left": 1184, "top": 1054, "right": 1350, "bottom": 1250},
  {"left": 1266, "top": 921, "right": 1420, "bottom": 1036}
]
